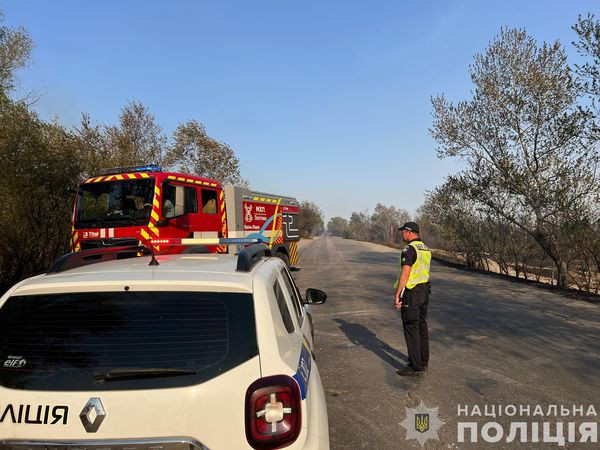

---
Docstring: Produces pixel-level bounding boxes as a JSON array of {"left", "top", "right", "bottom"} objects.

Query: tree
[
  {"left": 430, "top": 28, "right": 599, "bottom": 287},
  {"left": 0, "top": 97, "right": 81, "bottom": 293},
  {"left": 0, "top": 11, "right": 33, "bottom": 94},
  {"left": 0, "top": 11, "right": 80, "bottom": 294},
  {"left": 170, "top": 119, "right": 246, "bottom": 185},
  {"left": 370, "top": 203, "right": 410, "bottom": 243},
  {"left": 345, "top": 211, "right": 371, "bottom": 241},
  {"left": 76, "top": 101, "right": 170, "bottom": 173},
  {"left": 298, "top": 201, "right": 324, "bottom": 238},
  {"left": 573, "top": 14, "right": 600, "bottom": 108},
  {"left": 103, "top": 100, "right": 169, "bottom": 167},
  {"left": 327, "top": 216, "right": 348, "bottom": 237},
  {"left": 77, "top": 106, "right": 248, "bottom": 186},
  {"left": 75, "top": 113, "right": 112, "bottom": 178},
  {"left": 419, "top": 185, "right": 487, "bottom": 267}
]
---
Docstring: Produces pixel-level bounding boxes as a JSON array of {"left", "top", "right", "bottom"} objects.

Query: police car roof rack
[
  {"left": 47, "top": 239, "right": 269, "bottom": 274},
  {"left": 47, "top": 245, "right": 152, "bottom": 274},
  {"left": 236, "top": 244, "right": 272, "bottom": 272}
]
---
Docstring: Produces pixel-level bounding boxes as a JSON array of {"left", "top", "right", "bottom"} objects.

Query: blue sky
[{"left": 3, "top": 0, "right": 598, "bottom": 221}]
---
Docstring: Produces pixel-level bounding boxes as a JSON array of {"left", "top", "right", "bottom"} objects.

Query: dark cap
[{"left": 398, "top": 221, "right": 420, "bottom": 233}]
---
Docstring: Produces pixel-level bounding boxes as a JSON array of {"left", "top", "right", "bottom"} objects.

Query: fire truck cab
[
  {"left": 72, "top": 165, "right": 300, "bottom": 264},
  {"left": 72, "top": 165, "right": 225, "bottom": 251}
]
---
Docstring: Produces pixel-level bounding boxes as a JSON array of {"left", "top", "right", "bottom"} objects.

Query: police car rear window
[{"left": 0, "top": 291, "right": 258, "bottom": 391}]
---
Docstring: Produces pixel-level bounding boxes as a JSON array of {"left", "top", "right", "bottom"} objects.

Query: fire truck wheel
[{"left": 275, "top": 252, "right": 290, "bottom": 266}]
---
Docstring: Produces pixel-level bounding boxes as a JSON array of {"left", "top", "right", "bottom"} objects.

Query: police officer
[{"left": 394, "top": 221, "right": 431, "bottom": 376}]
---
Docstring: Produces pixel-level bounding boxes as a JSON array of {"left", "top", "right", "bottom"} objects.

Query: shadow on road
[{"left": 334, "top": 318, "right": 408, "bottom": 370}]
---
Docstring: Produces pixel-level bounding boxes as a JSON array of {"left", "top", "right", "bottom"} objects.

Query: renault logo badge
[{"left": 80, "top": 397, "right": 106, "bottom": 433}]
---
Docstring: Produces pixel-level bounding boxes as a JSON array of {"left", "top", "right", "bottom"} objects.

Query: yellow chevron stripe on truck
[
  {"left": 83, "top": 172, "right": 153, "bottom": 184},
  {"left": 217, "top": 190, "right": 228, "bottom": 252},
  {"left": 269, "top": 198, "right": 282, "bottom": 249},
  {"left": 289, "top": 241, "right": 298, "bottom": 265}
]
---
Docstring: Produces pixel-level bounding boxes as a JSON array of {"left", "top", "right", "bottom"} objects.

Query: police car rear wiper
[{"left": 94, "top": 368, "right": 197, "bottom": 382}]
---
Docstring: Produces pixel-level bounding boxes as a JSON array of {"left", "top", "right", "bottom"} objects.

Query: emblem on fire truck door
[{"left": 245, "top": 204, "right": 253, "bottom": 223}]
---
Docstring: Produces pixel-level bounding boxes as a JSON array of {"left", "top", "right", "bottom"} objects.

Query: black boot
[{"left": 396, "top": 366, "right": 424, "bottom": 376}]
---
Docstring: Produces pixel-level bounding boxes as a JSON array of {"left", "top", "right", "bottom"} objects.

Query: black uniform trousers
[{"left": 401, "top": 282, "right": 430, "bottom": 371}]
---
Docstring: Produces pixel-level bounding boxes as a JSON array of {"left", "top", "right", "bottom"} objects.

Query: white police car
[{"left": 0, "top": 242, "right": 329, "bottom": 449}]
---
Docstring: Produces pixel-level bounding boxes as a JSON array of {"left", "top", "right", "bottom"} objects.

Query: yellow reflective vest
[{"left": 394, "top": 240, "right": 431, "bottom": 289}]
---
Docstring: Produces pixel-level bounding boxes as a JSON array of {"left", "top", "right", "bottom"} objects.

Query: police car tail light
[{"left": 245, "top": 375, "right": 301, "bottom": 449}]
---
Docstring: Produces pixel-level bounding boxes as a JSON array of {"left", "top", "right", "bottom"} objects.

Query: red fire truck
[{"left": 71, "top": 165, "right": 300, "bottom": 264}]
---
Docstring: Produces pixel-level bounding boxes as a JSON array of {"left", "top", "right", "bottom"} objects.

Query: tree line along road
[{"left": 293, "top": 236, "right": 600, "bottom": 449}]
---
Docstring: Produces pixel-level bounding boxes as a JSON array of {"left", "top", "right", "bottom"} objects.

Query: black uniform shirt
[{"left": 400, "top": 239, "right": 419, "bottom": 267}]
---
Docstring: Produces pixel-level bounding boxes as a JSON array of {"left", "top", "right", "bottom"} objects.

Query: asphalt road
[{"left": 293, "top": 236, "right": 600, "bottom": 449}]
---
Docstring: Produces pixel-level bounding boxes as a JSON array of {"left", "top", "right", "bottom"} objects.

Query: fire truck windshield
[{"left": 75, "top": 178, "right": 155, "bottom": 228}]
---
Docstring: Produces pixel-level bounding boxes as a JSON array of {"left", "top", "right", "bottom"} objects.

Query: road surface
[{"left": 293, "top": 236, "right": 600, "bottom": 449}]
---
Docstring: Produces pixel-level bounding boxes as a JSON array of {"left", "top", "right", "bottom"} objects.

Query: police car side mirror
[{"left": 305, "top": 288, "right": 327, "bottom": 305}]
